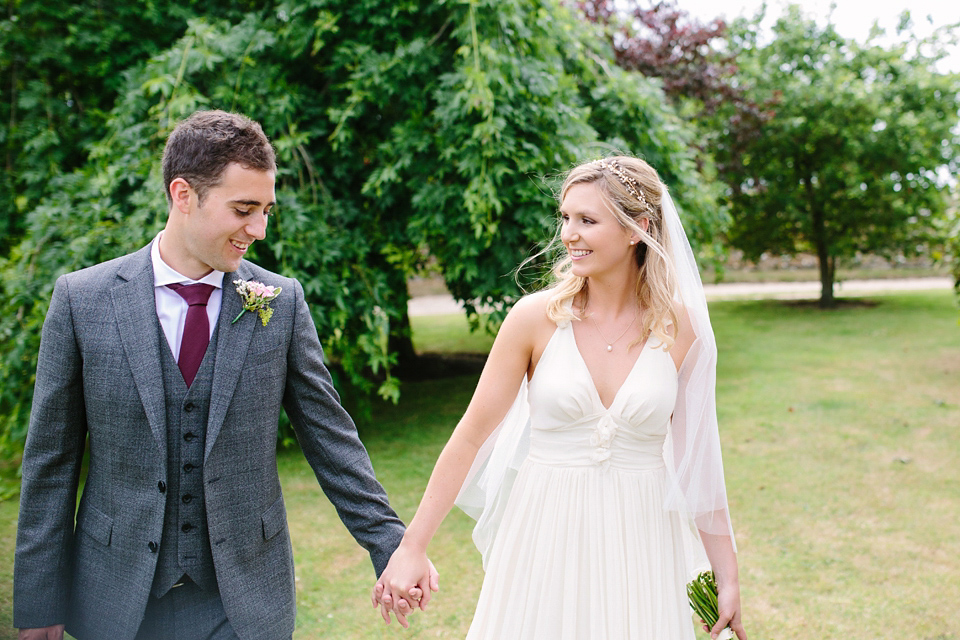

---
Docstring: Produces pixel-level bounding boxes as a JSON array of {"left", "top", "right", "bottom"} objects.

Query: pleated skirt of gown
[{"left": 466, "top": 459, "right": 698, "bottom": 640}]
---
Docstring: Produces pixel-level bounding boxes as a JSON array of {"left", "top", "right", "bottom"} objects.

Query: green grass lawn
[{"left": 2, "top": 291, "right": 958, "bottom": 639}]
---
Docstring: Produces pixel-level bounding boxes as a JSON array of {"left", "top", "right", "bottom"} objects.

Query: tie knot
[{"left": 167, "top": 283, "right": 215, "bottom": 307}]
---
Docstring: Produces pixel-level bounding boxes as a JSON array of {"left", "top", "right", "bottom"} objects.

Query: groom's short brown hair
[{"left": 162, "top": 110, "right": 276, "bottom": 205}]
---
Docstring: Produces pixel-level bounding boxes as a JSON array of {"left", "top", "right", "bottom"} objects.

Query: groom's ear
[{"left": 169, "top": 177, "right": 194, "bottom": 215}]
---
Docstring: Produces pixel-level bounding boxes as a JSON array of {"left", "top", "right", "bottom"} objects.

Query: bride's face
[{"left": 560, "top": 182, "right": 640, "bottom": 279}]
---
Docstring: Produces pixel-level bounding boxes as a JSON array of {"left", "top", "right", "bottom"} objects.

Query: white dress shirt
[{"left": 151, "top": 233, "right": 225, "bottom": 361}]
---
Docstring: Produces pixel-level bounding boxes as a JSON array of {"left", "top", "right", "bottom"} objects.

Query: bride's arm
[
  {"left": 373, "top": 295, "right": 549, "bottom": 624},
  {"left": 671, "top": 307, "right": 747, "bottom": 639},
  {"left": 699, "top": 532, "right": 746, "bottom": 640}
]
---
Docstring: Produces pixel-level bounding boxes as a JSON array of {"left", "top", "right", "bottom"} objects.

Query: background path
[{"left": 408, "top": 277, "right": 954, "bottom": 316}]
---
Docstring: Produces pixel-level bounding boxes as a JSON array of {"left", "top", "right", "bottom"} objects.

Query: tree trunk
[
  {"left": 805, "top": 176, "right": 835, "bottom": 309},
  {"left": 389, "top": 308, "right": 420, "bottom": 375},
  {"left": 383, "top": 265, "right": 420, "bottom": 376},
  {"left": 812, "top": 208, "right": 835, "bottom": 308},
  {"left": 817, "top": 254, "right": 835, "bottom": 309}
]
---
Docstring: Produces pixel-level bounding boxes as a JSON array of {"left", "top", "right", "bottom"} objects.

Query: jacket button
[
  {"left": 157, "top": 481, "right": 166, "bottom": 493},
  {"left": 148, "top": 541, "right": 158, "bottom": 552},
  {"left": 181, "top": 494, "right": 193, "bottom": 504}
]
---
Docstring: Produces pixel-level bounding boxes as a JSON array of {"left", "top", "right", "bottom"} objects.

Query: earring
[{"left": 629, "top": 240, "right": 637, "bottom": 245}]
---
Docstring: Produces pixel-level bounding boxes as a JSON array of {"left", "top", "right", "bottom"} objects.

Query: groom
[{"left": 14, "top": 110, "right": 432, "bottom": 640}]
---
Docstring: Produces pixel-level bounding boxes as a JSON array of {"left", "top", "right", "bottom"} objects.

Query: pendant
[{"left": 606, "top": 345, "right": 613, "bottom": 352}]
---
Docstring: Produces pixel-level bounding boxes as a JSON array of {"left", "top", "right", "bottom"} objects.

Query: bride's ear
[
  {"left": 630, "top": 221, "right": 649, "bottom": 245},
  {"left": 630, "top": 218, "right": 649, "bottom": 244}
]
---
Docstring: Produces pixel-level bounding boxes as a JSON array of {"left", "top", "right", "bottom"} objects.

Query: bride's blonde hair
[{"left": 545, "top": 156, "right": 679, "bottom": 349}]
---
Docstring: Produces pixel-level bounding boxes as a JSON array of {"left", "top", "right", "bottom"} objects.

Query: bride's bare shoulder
[
  {"left": 511, "top": 289, "right": 551, "bottom": 313},
  {"left": 500, "top": 290, "right": 559, "bottom": 339},
  {"left": 496, "top": 291, "right": 564, "bottom": 375}
]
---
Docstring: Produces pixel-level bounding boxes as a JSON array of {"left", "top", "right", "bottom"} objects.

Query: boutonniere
[{"left": 232, "top": 279, "right": 282, "bottom": 326}]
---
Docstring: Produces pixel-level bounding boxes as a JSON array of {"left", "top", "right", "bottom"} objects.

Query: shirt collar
[{"left": 151, "top": 232, "right": 225, "bottom": 289}]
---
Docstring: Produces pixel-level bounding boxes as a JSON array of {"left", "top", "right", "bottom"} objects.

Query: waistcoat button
[
  {"left": 148, "top": 541, "right": 158, "bottom": 552},
  {"left": 157, "top": 481, "right": 166, "bottom": 493}
]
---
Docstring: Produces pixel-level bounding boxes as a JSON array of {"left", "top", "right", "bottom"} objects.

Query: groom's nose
[{"left": 246, "top": 211, "right": 268, "bottom": 241}]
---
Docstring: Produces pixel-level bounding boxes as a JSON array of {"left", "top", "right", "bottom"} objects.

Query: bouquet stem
[{"left": 687, "top": 570, "right": 733, "bottom": 639}]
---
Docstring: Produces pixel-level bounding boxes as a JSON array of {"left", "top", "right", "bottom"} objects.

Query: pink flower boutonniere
[{"left": 232, "top": 279, "right": 282, "bottom": 326}]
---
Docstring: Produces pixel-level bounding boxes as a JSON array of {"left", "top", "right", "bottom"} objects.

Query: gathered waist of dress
[{"left": 526, "top": 417, "right": 666, "bottom": 470}]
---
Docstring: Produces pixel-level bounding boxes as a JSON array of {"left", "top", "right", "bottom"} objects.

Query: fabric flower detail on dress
[
  {"left": 590, "top": 414, "right": 620, "bottom": 466},
  {"left": 232, "top": 279, "right": 282, "bottom": 326}
]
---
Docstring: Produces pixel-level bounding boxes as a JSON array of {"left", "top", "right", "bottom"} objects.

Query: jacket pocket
[
  {"left": 261, "top": 494, "right": 286, "bottom": 541},
  {"left": 243, "top": 343, "right": 286, "bottom": 371},
  {"left": 76, "top": 500, "right": 113, "bottom": 546}
]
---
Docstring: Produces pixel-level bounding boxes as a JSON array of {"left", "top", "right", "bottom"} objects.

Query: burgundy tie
[{"left": 167, "top": 283, "right": 216, "bottom": 387}]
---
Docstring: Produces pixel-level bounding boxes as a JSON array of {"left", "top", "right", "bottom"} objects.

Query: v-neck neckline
[{"left": 568, "top": 323, "right": 649, "bottom": 411}]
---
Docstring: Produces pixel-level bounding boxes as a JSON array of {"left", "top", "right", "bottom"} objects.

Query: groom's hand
[
  {"left": 19, "top": 626, "right": 65, "bottom": 640},
  {"left": 373, "top": 583, "right": 421, "bottom": 628}
]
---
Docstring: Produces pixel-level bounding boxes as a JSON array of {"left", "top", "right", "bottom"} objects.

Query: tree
[
  {"left": 0, "top": 0, "right": 265, "bottom": 254},
  {"left": 572, "top": 0, "right": 774, "bottom": 268},
  {"left": 574, "top": 0, "right": 739, "bottom": 116},
  {"left": 0, "top": 0, "right": 719, "bottom": 458},
  {"left": 716, "top": 5, "right": 960, "bottom": 307},
  {"left": 938, "top": 193, "right": 960, "bottom": 303}
]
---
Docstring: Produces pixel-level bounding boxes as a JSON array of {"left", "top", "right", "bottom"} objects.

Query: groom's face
[{"left": 181, "top": 163, "right": 276, "bottom": 278}]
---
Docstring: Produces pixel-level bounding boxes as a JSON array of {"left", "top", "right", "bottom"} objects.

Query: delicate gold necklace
[{"left": 588, "top": 306, "right": 639, "bottom": 352}]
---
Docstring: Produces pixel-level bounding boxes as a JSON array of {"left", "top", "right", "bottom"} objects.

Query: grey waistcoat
[{"left": 151, "top": 326, "right": 219, "bottom": 597}]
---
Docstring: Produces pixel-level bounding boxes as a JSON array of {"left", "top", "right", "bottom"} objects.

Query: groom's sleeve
[
  {"left": 14, "top": 275, "right": 88, "bottom": 628},
  {"left": 281, "top": 278, "right": 405, "bottom": 576}
]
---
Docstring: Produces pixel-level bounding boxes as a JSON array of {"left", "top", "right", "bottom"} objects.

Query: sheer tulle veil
[
  {"left": 659, "top": 186, "right": 736, "bottom": 544},
  {"left": 454, "top": 182, "right": 736, "bottom": 569}
]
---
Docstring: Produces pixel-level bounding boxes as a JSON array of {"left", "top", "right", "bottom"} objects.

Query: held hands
[
  {"left": 371, "top": 542, "right": 440, "bottom": 629},
  {"left": 18, "top": 626, "right": 65, "bottom": 640}
]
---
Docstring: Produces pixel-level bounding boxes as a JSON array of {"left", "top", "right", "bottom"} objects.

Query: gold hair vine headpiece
[{"left": 595, "top": 159, "right": 652, "bottom": 213}]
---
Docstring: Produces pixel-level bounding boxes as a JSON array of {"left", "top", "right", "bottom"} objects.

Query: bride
[{"left": 374, "top": 156, "right": 746, "bottom": 639}]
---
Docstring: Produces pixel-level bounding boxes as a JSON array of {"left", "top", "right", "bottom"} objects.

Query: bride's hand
[
  {"left": 710, "top": 580, "right": 747, "bottom": 640},
  {"left": 371, "top": 542, "right": 440, "bottom": 627}
]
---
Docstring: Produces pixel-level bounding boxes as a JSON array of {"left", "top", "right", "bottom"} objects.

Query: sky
[{"left": 674, "top": 0, "right": 960, "bottom": 71}]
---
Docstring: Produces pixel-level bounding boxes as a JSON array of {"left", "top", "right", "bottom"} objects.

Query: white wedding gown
[{"left": 466, "top": 319, "right": 701, "bottom": 639}]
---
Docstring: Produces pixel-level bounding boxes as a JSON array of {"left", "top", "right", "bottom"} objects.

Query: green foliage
[
  {"left": 940, "top": 196, "right": 960, "bottom": 308},
  {"left": 715, "top": 5, "right": 960, "bottom": 306},
  {"left": 0, "top": 0, "right": 267, "bottom": 252},
  {"left": 0, "top": 0, "right": 715, "bottom": 460}
]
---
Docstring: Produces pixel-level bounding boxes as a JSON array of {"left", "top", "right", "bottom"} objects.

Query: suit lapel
[
  {"left": 205, "top": 267, "right": 257, "bottom": 461},
  {"left": 112, "top": 245, "right": 168, "bottom": 456}
]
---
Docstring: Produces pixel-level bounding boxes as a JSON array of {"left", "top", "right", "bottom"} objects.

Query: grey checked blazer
[{"left": 14, "top": 243, "right": 405, "bottom": 640}]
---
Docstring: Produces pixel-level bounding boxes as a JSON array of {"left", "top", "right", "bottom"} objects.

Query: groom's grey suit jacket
[{"left": 14, "top": 243, "right": 405, "bottom": 639}]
